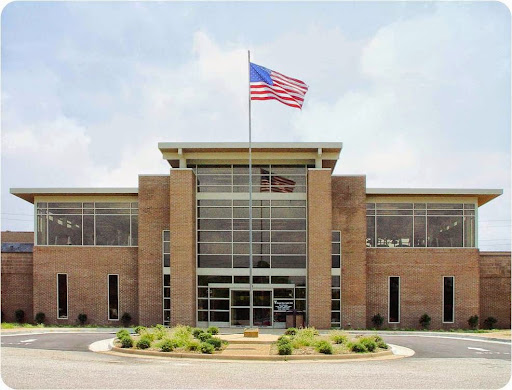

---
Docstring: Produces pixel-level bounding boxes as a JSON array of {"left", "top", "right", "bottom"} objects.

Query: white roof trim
[
  {"left": 366, "top": 188, "right": 502, "bottom": 195},
  {"left": 11, "top": 188, "right": 138, "bottom": 195},
  {"left": 158, "top": 142, "right": 343, "bottom": 150}
]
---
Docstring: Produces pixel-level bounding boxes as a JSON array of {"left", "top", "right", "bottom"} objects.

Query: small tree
[
  {"left": 468, "top": 315, "right": 479, "bottom": 330},
  {"left": 35, "top": 312, "right": 46, "bottom": 325},
  {"left": 77, "top": 313, "right": 88, "bottom": 326},
  {"left": 120, "top": 312, "right": 132, "bottom": 327},
  {"left": 483, "top": 316, "right": 497, "bottom": 330},
  {"left": 419, "top": 313, "right": 431, "bottom": 329},
  {"left": 371, "top": 313, "right": 384, "bottom": 329},
  {"left": 15, "top": 309, "right": 25, "bottom": 323}
]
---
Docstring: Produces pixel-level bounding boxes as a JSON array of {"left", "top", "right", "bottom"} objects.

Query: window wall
[
  {"left": 366, "top": 203, "right": 476, "bottom": 248},
  {"left": 36, "top": 202, "right": 138, "bottom": 246}
]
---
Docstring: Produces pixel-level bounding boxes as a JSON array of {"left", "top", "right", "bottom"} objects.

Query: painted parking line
[
  {"left": 468, "top": 347, "right": 490, "bottom": 352},
  {"left": 19, "top": 339, "right": 37, "bottom": 343}
]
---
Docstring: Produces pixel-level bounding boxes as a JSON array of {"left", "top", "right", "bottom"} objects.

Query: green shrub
[
  {"left": 277, "top": 342, "right": 293, "bottom": 355},
  {"left": 277, "top": 335, "right": 292, "bottom": 345},
  {"left": 136, "top": 335, "right": 152, "bottom": 350},
  {"left": 483, "top": 316, "right": 498, "bottom": 329},
  {"left": 292, "top": 327, "right": 318, "bottom": 348},
  {"left": 468, "top": 315, "right": 479, "bottom": 330},
  {"left": 77, "top": 313, "right": 87, "bottom": 325},
  {"left": 358, "top": 337, "right": 377, "bottom": 352},
  {"left": 419, "top": 313, "right": 431, "bottom": 329},
  {"left": 297, "top": 327, "right": 319, "bottom": 338},
  {"left": 34, "top": 312, "right": 46, "bottom": 325},
  {"left": 120, "top": 312, "right": 132, "bottom": 327},
  {"left": 15, "top": 310, "right": 25, "bottom": 323},
  {"left": 315, "top": 340, "right": 333, "bottom": 354},
  {"left": 371, "top": 313, "right": 384, "bottom": 329},
  {"left": 134, "top": 326, "right": 147, "bottom": 335},
  {"left": 120, "top": 335, "right": 133, "bottom": 348},
  {"left": 207, "top": 326, "right": 219, "bottom": 335},
  {"left": 349, "top": 342, "right": 367, "bottom": 353},
  {"left": 192, "top": 328, "right": 203, "bottom": 338},
  {"left": 370, "top": 335, "right": 387, "bottom": 349},
  {"left": 158, "top": 338, "right": 177, "bottom": 352},
  {"left": 206, "top": 337, "right": 223, "bottom": 350},
  {"left": 198, "top": 332, "right": 212, "bottom": 342},
  {"left": 116, "top": 329, "right": 130, "bottom": 339},
  {"left": 200, "top": 342, "right": 215, "bottom": 354},
  {"left": 186, "top": 340, "right": 201, "bottom": 352},
  {"left": 329, "top": 330, "right": 348, "bottom": 344},
  {"left": 153, "top": 324, "right": 167, "bottom": 340},
  {"left": 284, "top": 327, "right": 298, "bottom": 336}
]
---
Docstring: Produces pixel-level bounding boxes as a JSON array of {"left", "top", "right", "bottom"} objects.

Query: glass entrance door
[
  {"left": 231, "top": 290, "right": 250, "bottom": 326},
  {"left": 230, "top": 289, "right": 273, "bottom": 327}
]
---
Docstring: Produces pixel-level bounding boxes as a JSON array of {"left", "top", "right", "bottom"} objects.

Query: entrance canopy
[{"left": 158, "top": 142, "right": 343, "bottom": 170}]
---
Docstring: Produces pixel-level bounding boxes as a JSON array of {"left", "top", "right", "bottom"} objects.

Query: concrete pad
[{"left": 219, "top": 333, "right": 278, "bottom": 344}]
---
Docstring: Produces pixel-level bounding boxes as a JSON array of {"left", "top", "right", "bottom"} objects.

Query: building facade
[{"left": 2, "top": 143, "right": 510, "bottom": 329}]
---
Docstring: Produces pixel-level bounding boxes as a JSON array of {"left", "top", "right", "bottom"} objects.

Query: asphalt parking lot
[{"left": 1, "top": 331, "right": 511, "bottom": 389}]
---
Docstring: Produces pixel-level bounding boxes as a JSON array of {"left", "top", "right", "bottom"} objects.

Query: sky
[{"left": 1, "top": 1, "right": 510, "bottom": 250}]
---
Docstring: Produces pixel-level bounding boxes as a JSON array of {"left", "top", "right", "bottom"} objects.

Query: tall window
[
  {"left": 366, "top": 203, "right": 476, "bottom": 248},
  {"left": 108, "top": 274, "right": 119, "bottom": 320},
  {"left": 331, "top": 276, "right": 341, "bottom": 328},
  {"left": 36, "top": 202, "right": 138, "bottom": 246},
  {"left": 57, "top": 273, "right": 68, "bottom": 319},
  {"left": 443, "top": 276, "right": 454, "bottom": 323},
  {"left": 332, "top": 231, "right": 341, "bottom": 268},
  {"left": 163, "top": 230, "right": 171, "bottom": 326},
  {"left": 389, "top": 276, "right": 400, "bottom": 323}
]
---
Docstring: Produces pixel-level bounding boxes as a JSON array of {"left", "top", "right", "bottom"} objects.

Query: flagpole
[{"left": 248, "top": 50, "right": 253, "bottom": 328}]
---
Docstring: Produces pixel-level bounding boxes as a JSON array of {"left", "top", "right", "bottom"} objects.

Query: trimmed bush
[
  {"left": 34, "top": 312, "right": 46, "bottom": 325},
  {"left": 121, "top": 312, "right": 132, "bottom": 327},
  {"left": 419, "top": 313, "right": 431, "bottom": 329},
  {"left": 358, "top": 337, "right": 377, "bottom": 352},
  {"left": 329, "top": 330, "right": 348, "bottom": 344},
  {"left": 284, "top": 327, "right": 298, "bottom": 336},
  {"left": 136, "top": 335, "right": 152, "bottom": 350},
  {"left": 186, "top": 340, "right": 201, "bottom": 352},
  {"left": 134, "top": 326, "right": 147, "bottom": 335},
  {"left": 192, "top": 328, "right": 203, "bottom": 338},
  {"left": 349, "top": 342, "right": 367, "bottom": 353},
  {"left": 77, "top": 313, "right": 87, "bottom": 326},
  {"left": 15, "top": 309, "right": 25, "bottom": 323},
  {"left": 206, "top": 337, "right": 223, "bottom": 350},
  {"left": 483, "top": 316, "right": 498, "bottom": 330},
  {"left": 277, "top": 335, "right": 292, "bottom": 345},
  {"left": 370, "top": 335, "right": 388, "bottom": 349},
  {"left": 116, "top": 329, "right": 130, "bottom": 339},
  {"left": 468, "top": 315, "right": 479, "bottom": 330},
  {"left": 198, "top": 332, "right": 212, "bottom": 342},
  {"left": 315, "top": 340, "right": 333, "bottom": 354},
  {"left": 371, "top": 313, "right": 384, "bottom": 329},
  {"left": 200, "top": 342, "right": 215, "bottom": 354},
  {"left": 153, "top": 324, "right": 167, "bottom": 340},
  {"left": 158, "top": 338, "right": 177, "bottom": 352},
  {"left": 120, "top": 335, "right": 133, "bottom": 348},
  {"left": 206, "top": 326, "right": 219, "bottom": 335},
  {"left": 292, "top": 327, "right": 319, "bottom": 348},
  {"left": 277, "top": 342, "right": 293, "bottom": 355}
]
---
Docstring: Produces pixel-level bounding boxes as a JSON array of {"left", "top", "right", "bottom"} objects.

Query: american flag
[
  {"left": 250, "top": 63, "right": 308, "bottom": 109},
  {"left": 260, "top": 169, "right": 296, "bottom": 193}
]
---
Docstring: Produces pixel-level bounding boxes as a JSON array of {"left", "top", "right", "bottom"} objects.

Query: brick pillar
[
  {"left": 307, "top": 168, "right": 332, "bottom": 329},
  {"left": 138, "top": 175, "right": 170, "bottom": 326},
  {"left": 169, "top": 169, "right": 196, "bottom": 326}
]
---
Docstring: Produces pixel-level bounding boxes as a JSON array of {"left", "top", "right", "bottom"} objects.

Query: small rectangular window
[
  {"left": 57, "top": 273, "right": 68, "bottom": 319},
  {"left": 443, "top": 276, "right": 454, "bottom": 323},
  {"left": 389, "top": 276, "right": 400, "bottom": 323},
  {"left": 108, "top": 274, "right": 119, "bottom": 320}
]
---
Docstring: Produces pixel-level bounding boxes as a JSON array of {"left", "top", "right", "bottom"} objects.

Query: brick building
[{"left": 2, "top": 142, "right": 510, "bottom": 329}]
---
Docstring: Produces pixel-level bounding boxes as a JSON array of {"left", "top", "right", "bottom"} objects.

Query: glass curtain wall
[
  {"left": 366, "top": 203, "right": 476, "bottom": 248},
  {"left": 193, "top": 164, "right": 309, "bottom": 328}
]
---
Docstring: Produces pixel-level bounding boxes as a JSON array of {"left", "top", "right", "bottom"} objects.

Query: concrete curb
[
  {"left": 110, "top": 345, "right": 394, "bottom": 361},
  {"left": 89, "top": 338, "right": 115, "bottom": 352}
]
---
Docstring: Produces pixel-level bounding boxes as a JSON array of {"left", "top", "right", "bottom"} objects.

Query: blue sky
[{"left": 1, "top": 1, "right": 510, "bottom": 250}]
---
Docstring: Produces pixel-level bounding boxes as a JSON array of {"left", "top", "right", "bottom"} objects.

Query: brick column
[
  {"left": 169, "top": 169, "right": 196, "bottom": 326},
  {"left": 138, "top": 175, "right": 170, "bottom": 326},
  {"left": 307, "top": 168, "right": 332, "bottom": 329}
]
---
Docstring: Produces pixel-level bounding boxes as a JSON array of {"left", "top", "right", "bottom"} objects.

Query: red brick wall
[
  {"left": 1, "top": 252, "right": 33, "bottom": 322},
  {"left": 479, "top": 252, "right": 511, "bottom": 329},
  {"left": 138, "top": 175, "right": 170, "bottom": 326},
  {"left": 307, "top": 169, "right": 332, "bottom": 329},
  {"left": 33, "top": 246, "right": 138, "bottom": 325},
  {"left": 169, "top": 169, "right": 196, "bottom": 326},
  {"left": 1, "top": 231, "right": 33, "bottom": 243},
  {"left": 332, "top": 176, "right": 367, "bottom": 328},
  {"left": 367, "top": 248, "right": 480, "bottom": 329}
]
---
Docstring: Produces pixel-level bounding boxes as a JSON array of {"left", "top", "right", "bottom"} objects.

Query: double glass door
[{"left": 231, "top": 289, "right": 272, "bottom": 327}]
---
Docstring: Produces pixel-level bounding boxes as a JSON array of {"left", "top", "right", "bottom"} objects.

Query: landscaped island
[
  {"left": 271, "top": 328, "right": 388, "bottom": 355},
  {"left": 115, "top": 325, "right": 227, "bottom": 354}
]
